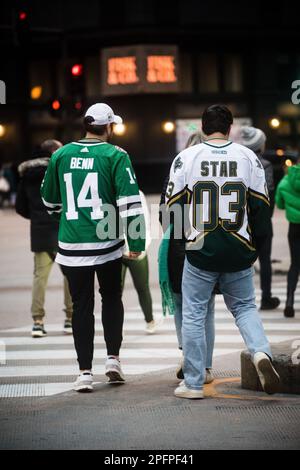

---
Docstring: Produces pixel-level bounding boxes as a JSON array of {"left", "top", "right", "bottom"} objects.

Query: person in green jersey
[{"left": 41, "top": 103, "right": 146, "bottom": 392}]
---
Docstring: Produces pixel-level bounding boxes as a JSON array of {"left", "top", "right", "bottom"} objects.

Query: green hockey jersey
[{"left": 41, "top": 139, "right": 145, "bottom": 267}]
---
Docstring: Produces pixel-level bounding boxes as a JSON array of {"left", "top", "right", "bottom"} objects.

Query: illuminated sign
[
  {"left": 147, "top": 56, "right": 177, "bottom": 83},
  {"left": 101, "top": 45, "right": 179, "bottom": 96},
  {"left": 107, "top": 57, "right": 139, "bottom": 85}
]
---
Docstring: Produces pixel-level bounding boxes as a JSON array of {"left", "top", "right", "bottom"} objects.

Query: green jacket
[{"left": 275, "top": 164, "right": 300, "bottom": 223}]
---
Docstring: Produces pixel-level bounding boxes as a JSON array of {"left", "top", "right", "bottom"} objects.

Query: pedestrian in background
[
  {"left": 122, "top": 190, "right": 156, "bottom": 334},
  {"left": 159, "top": 132, "right": 215, "bottom": 385},
  {"left": 276, "top": 157, "right": 300, "bottom": 318},
  {"left": 239, "top": 126, "right": 280, "bottom": 311},
  {"left": 16, "top": 140, "right": 73, "bottom": 337}
]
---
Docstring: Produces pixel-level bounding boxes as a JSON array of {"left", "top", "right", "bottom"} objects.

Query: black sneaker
[
  {"left": 260, "top": 297, "right": 280, "bottom": 310},
  {"left": 32, "top": 324, "right": 47, "bottom": 338},
  {"left": 176, "top": 360, "right": 184, "bottom": 380},
  {"left": 63, "top": 319, "right": 73, "bottom": 335},
  {"left": 284, "top": 306, "right": 295, "bottom": 318}
]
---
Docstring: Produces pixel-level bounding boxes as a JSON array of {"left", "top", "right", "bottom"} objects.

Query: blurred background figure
[
  {"left": 0, "top": 162, "right": 18, "bottom": 208},
  {"left": 276, "top": 157, "right": 300, "bottom": 318},
  {"left": 122, "top": 190, "right": 155, "bottom": 334},
  {"left": 0, "top": 162, "right": 11, "bottom": 207},
  {"left": 240, "top": 126, "right": 280, "bottom": 311},
  {"left": 15, "top": 139, "right": 73, "bottom": 337}
]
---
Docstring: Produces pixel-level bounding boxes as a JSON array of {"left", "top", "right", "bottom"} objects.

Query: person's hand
[{"left": 128, "top": 252, "right": 141, "bottom": 259}]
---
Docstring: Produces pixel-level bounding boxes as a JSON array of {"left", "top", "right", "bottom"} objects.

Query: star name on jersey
[
  {"left": 200, "top": 160, "right": 238, "bottom": 178},
  {"left": 70, "top": 157, "right": 94, "bottom": 170}
]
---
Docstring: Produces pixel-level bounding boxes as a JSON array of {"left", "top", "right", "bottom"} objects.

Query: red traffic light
[
  {"left": 71, "top": 64, "right": 83, "bottom": 77},
  {"left": 52, "top": 100, "right": 61, "bottom": 111},
  {"left": 19, "top": 11, "right": 27, "bottom": 21},
  {"left": 74, "top": 101, "right": 83, "bottom": 110}
]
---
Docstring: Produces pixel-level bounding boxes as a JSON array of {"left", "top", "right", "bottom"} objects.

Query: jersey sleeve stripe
[
  {"left": 119, "top": 207, "right": 144, "bottom": 218},
  {"left": 248, "top": 189, "right": 270, "bottom": 206},
  {"left": 118, "top": 201, "right": 142, "bottom": 213},
  {"left": 47, "top": 209, "right": 62, "bottom": 215},
  {"left": 42, "top": 198, "right": 63, "bottom": 209},
  {"left": 167, "top": 186, "right": 191, "bottom": 207},
  {"left": 117, "top": 195, "right": 142, "bottom": 207}
]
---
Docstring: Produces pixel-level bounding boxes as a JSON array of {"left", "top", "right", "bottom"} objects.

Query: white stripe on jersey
[
  {"left": 55, "top": 248, "right": 124, "bottom": 267},
  {"left": 42, "top": 198, "right": 62, "bottom": 209},
  {"left": 58, "top": 239, "right": 123, "bottom": 251},
  {"left": 117, "top": 195, "right": 142, "bottom": 206},
  {"left": 119, "top": 208, "right": 144, "bottom": 218}
]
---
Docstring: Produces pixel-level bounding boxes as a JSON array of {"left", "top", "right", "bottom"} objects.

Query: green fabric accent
[
  {"left": 158, "top": 225, "right": 175, "bottom": 317},
  {"left": 275, "top": 165, "right": 300, "bottom": 224},
  {"left": 121, "top": 255, "right": 153, "bottom": 323},
  {"left": 186, "top": 225, "right": 258, "bottom": 273},
  {"left": 203, "top": 141, "right": 233, "bottom": 149}
]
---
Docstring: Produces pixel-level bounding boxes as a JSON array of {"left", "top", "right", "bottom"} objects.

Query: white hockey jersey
[{"left": 166, "top": 140, "right": 271, "bottom": 272}]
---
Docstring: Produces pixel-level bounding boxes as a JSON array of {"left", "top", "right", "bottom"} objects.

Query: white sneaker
[
  {"left": 63, "top": 320, "right": 72, "bottom": 335},
  {"left": 145, "top": 320, "right": 156, "bottom": 334},
  {"left": 253, "top": 352, "right": 280, "bottom": 395},
  {"left": 32, "top": 323, "right": 47, "bottom": 338},
  {"left": 73, "top": 372, "right": 93, "bottom": 393},
  {"left": 105, "top": 357, "right": 126, "bottom": 383},
  {"left": 174, "top": 382, "right": 204, "bottom": 400}
]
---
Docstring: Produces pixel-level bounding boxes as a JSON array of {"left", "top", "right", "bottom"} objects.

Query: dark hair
[
  {"left": 40, "top": 139, "right": 62, "bottom": 157},
  {"left": 84, "top": 116, "right": 109, "bottom": 136},
  {"left": 202, "top": 105, "right": 233, "bottom": 136}
]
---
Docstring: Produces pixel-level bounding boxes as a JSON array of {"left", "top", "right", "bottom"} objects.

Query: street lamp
[
  {"left": 270, "top": 118, "right": 281, "bottom": 129},
  {"left": 114, "top": 123, "right": 126, "bottom": 136},
  {"left": 0, "top": 125, "right": 6, "bottom": 138},
  {"left": 162, "top": 121, "right": 175, "bottom": 133}
]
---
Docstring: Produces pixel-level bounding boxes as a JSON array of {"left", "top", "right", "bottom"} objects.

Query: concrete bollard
[{"left": 241, "top": 341, "right": 300, "bottom": 394}]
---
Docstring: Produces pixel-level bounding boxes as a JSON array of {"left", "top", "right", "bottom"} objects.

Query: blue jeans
[
  {"left": 173, "top": 292, "right": 215, "bottom": 369},
  {"left": 182, "top": 260, "right": 272, "bottom": 390}
]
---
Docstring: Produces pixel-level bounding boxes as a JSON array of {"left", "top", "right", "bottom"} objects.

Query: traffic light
[
  {"left": 13, "top": 2, "right": 31, "bottom": 46},
  {"left": 69, "top": 63, "right": 85, "bottom": 116},
  {"left": 71, "top": 64, "right": 83, "bottom": 77},
  {"left": 49, "top": 99, "right": 63, "bottom": 118},
  {"left": 70, "top": 63, "right": 85, "bottom": 98}
]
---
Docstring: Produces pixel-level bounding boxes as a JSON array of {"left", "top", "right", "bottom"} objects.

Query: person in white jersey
[{"left": 166, "top": 105, "right": 280, "bottom": 399}]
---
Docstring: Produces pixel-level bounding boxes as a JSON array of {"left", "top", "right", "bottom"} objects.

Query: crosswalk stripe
[
  {"left": 1, "top": 321, "right": 299, "bottom": 334},
  {"left": 1, "top": 333, "right": 299, "bottom": 347},
  {"left": 0, "top": 285, "right": 299, "bottom": 397}
]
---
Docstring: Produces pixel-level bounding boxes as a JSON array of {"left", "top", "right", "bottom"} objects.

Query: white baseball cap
[{"left": 84, "top": 103, "right": 123, "bottom": 126}]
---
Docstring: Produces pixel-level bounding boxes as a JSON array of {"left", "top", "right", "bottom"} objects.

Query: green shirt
[
  {"left": 276, "top": 165, "right": 300, "bottom": 224},
  {"left": 41, "top": 139, "right": 145, "bottom": 267}
]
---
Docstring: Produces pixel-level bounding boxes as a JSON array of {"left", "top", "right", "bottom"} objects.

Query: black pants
[
  {"left": 258, "top": 230, "right": 273, "bottom": 300},
  {"left": 62, "top": 258, "right": 124, "bottom": 370},
  {"left": 287, "top": 223, "right": 300, "bottom": 303}
]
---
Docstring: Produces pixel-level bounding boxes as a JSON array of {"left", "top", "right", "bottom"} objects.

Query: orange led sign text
[
  {"left": 107, "top": 57, "right": 139, "bottom": 85},
  {"left": 147, "top": 56, "right": 177, "bottom": 83}
]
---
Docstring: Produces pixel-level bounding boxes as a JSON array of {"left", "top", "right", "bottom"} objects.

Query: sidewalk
[
  {"left": 0, "top": 203, "right": 299, "bottom": 450},
  {"left": 0, "top": 350, "right": 299, "bottom": 450}
]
